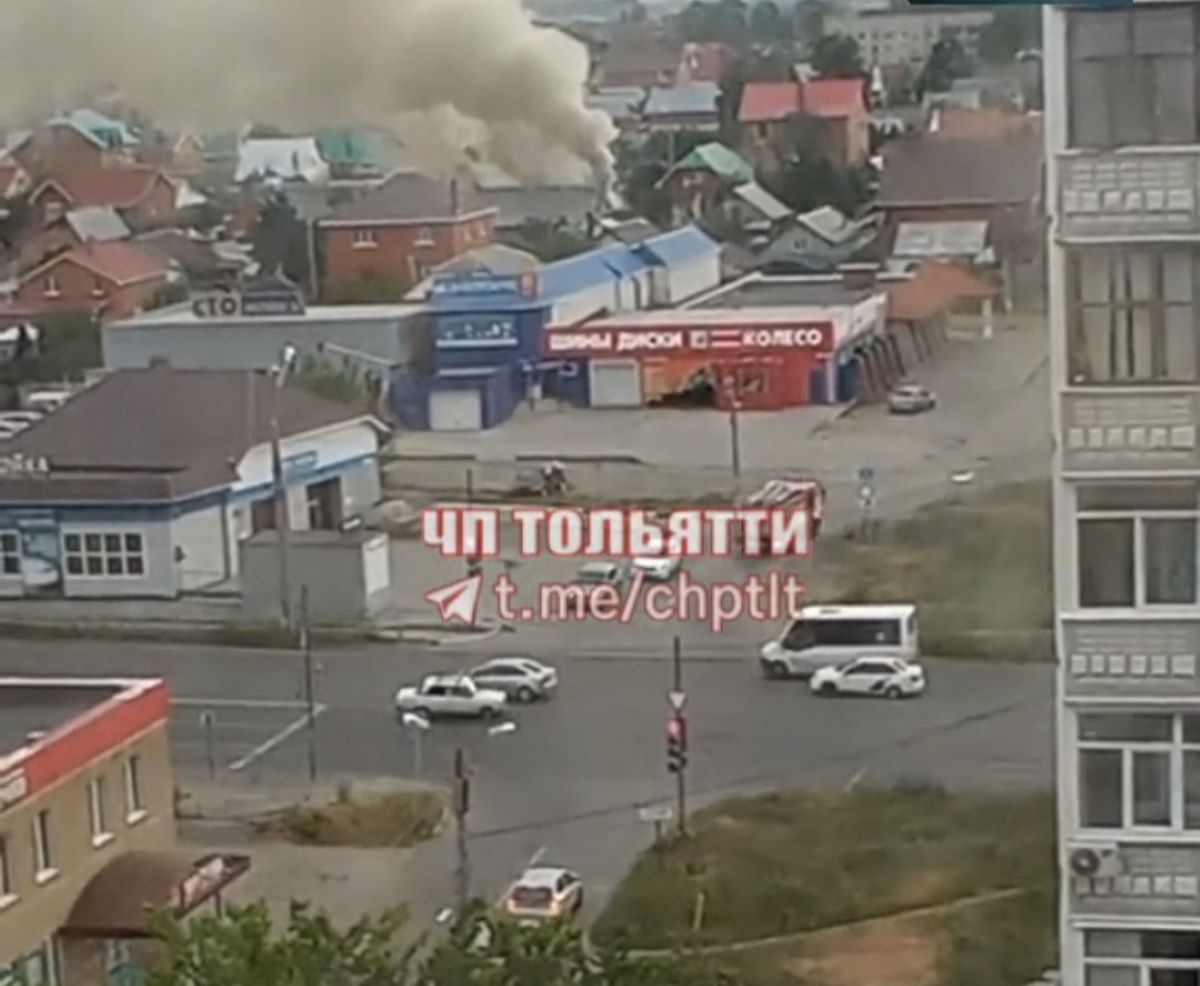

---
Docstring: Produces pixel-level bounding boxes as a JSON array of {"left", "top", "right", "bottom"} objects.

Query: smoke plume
[{"left": 0, "top": 0, "right": 617, "bottom": 184}]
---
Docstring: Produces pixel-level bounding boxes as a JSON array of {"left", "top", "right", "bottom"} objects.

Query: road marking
[
  {"left": 171, "top": 698, "right": 309, "bottom": 710},
  {"left": 227, "top": 703, "right": 327, "bottom": 771},
  {"left": 844, "top": 766, "right": 867, "bottom": 791}
]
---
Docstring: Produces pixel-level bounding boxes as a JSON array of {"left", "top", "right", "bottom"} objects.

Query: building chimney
[{"left": 838, "top": 263, "right": 879, "bottom": 290}]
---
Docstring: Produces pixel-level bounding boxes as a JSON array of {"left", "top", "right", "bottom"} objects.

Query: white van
[{"left": 759, "top": 604, "right": 919, "bottom": 679}]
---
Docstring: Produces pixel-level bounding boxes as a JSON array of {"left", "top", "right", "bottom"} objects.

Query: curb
[{"left": 393, "top": 621, "right": 512, "bottom": 647}]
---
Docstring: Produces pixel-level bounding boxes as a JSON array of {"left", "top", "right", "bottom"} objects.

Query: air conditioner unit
[{"left": 1067, "top": 841, "right": 1123, "bottom": 878}]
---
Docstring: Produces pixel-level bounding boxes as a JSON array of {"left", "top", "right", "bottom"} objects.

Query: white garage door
[
  {"left": 429, "top": 388, "right": 483, "bottom": 431},
  {"left": 589, "top": 360, "right": 642, "bottom": 408}
]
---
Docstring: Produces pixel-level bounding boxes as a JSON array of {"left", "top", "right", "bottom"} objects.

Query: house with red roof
[
  {"left": 738, "top": 77, "right": 869, "bottom": 169},
  {"left": 29, "top": 165, "right": 176, "bottom": 231},
  {"left": 7, "top": 240, "right": 172, "bottom": 322}
]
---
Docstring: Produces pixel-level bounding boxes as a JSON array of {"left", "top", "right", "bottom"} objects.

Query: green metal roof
[{"left": 668, "top": 142, "right": 755, "bottom": 185}]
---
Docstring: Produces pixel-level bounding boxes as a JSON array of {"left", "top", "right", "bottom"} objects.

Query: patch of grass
[
  {"left": 935, "top": 884, "right": 1057, "bottom": 986},
  {"left": 824, "top": 481, "right": 1052, "bottom": 659},
  {"left": 592, "top": 785, "right": 1054, "bottom": 950},
  {"left": 257, "top": 790, "right": 445, "bottom": 848}
]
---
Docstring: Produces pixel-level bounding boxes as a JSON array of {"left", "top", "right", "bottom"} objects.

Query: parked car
[
  {"left": 631, "top": 526, "right": 681, "bottom": 582},
  {"left": 394, "top": 674, "right": 507, "bottom": 719},
  {"left": 468, "top": 657, "right": 558, "bottom": 702},
  {"left": 0, "top": 411, "right": 42, "bottom": 427},
  {"left": 809, "top": 656, "right": 927, "bottom": 699},
  {"left": 887, "top": 384, "right": 936, "bottom": 415},
  {"left": 500, "top": 867, "right": 584, "bottom": 925},
  {"left": 568, "top": 561, "right": 627, "bottom": 613}
]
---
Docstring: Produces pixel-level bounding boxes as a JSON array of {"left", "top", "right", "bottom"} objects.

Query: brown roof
[
  {"left": 887, "top": 259, "right": 998, "bottom": 322},
  {"left": 35, "top": 165, "right": 170, "bottom": 209},
  {"left": 930, "top": 107, "right": 1042, "bottom": 141},
  {"left": 0, "top": 366, "right": 377, "bottom": 501},
  {"left": 877, "top": 135, "right": 1041, "bottom": 208},
  {"left": 23, "top": 241, "right": 170, "bottom": 288},
  {"left": 61, "top": 851, "right": 251, "bottom": 938},
  {"left": 135, "top": 229, "right": 229, "bottom": 278},
  {"left": 322, "top": 171, "right": 493, "bottom": 226},
  {"left": 597, "top": 34, "right": 680, "bottom": 87}
]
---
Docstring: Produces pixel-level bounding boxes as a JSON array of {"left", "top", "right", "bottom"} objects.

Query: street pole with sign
[
  {"left": 300, "top": 587, "right": 318, "bottom": 783},
  {"left": 669, "top": 636, "right": 689, "bottom": 836}
]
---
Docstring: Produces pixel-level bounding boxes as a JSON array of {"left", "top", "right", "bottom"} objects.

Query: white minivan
[{"left": 759, "top": 604, "right": 919, "bottom": 679}]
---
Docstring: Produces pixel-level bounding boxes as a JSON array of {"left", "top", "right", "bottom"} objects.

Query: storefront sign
[
  {"left": 0, "top": 769, "right": 28, "bottom": 812},
  {"left": 436, "top": 315, "right": 519, "bottom": 349},
  {"left": 192, "top": 287, "right": 305, "bottom": 319},
  {"left": 545, "top": 323, "right": 832, "bottom": 357},
  {"left": 429, "top": 271, "right": 540, "bottom": 302}
]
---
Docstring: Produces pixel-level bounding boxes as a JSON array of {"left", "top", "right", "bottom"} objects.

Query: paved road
[{"left": 0, "top": 636, "right": 1052, "bottom": 925}]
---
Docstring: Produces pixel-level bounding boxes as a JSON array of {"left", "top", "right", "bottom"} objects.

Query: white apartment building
[
  {"left": 1045, "top": 3, "right": 1200, "bottom": 985},
  {"left": 822, "top": 7, "right": 994, "bottom": 68}
]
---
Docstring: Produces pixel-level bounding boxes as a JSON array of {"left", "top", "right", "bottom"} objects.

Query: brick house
[
  {"left": 738, "top": 78, "right": 870, "bottom": 169},
  {"left": 9, "top": 240, "right": 172, "bottom": 321},
  {"left": 319, "top": 173, "right": 497, "bottom": 295},
  {"left": 28, "top": 165, "right": 176, "bottom": 230},
  {"left": 8, "top": 120, "right": 131, "bottom": 177},
  {"left": 15, "top": 205, "right": 131, "bottom": 275}
]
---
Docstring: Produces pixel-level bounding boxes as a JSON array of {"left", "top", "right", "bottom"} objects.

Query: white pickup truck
[{"left": 394, "top": 674, "right": 507, "bottom": 720}]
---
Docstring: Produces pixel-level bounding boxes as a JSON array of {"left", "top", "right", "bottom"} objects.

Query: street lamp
[
  {"left": 402, "top": 711, "right": 430, "bottom": 776},
  {"left": 270, "top": 343, "right": 299, "bottom": 631},
  {"left": 453, "top": 721, "right": 518, "bottom": 912}
]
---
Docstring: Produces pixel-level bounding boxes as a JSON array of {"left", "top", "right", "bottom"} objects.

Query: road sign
[
  {"left": 668, "top": 690, "right": 687, "bottom": 711},
  {"left": 858, "top": 466, "right": 874, "bottom": 483},
  {"left": 638, "top": 804, "right": 674, "bottom": 823}
]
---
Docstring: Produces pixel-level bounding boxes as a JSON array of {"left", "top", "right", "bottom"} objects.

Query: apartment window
[
  {"left": 1077, "top": 483, "right": 1200, "bottom": 608},
  {"left": 87, "top": 775, "right": 110, "bottom": 844},
  {"left": 42, "top": 275, "right": 60, "bottom": 299},
  {"left": 124, "top": 755, "right": 144, "bottom": 818},
  {"left": 1067, "top": 249, "right": 1200, "bottom": 384},
  {"left": 1086, "top": 930, "right": 1200, "bottom": 986},
  {"left": 0, "top": 531, "right": 19, "bottom": 576},
  {"left": 1068, "top": 7, "right": 1199, "bottom": 148},
  {"left": 0, "top": 835, "right": 11, "bottom": 901},
  {"left": 413, "top": 226, "right": 434, "bottom": 246},
  {"left": 1078, "top": 713, "right": 1200, "bottom": 830},
  {"left": 352, "top": 228, "right": 377, "bottom": 249},
  {"left": 32, "top": 809, "right": 53, "bottom": 878},
  {"left": 90, "top": 278, "right": 105, "bottom": 298},
  {"left": 63, "top": 531, "right": 146, "bottom": 577}
]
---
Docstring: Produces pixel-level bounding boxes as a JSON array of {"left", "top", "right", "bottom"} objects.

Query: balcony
[
  {"left": 1057, "top": 148, "right": 1200, "bottom": 244},
  {"left": 1062, "top": 390, "right": 1200, "bottom": 474},
  {"left": 1070, "top": 843, "right": 1200, "bottom": 919},
  {"left": 1062, "top": 616, "right": 1200, "bottom": 701}
]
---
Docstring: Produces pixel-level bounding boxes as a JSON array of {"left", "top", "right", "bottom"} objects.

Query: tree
[
  {"left": 749, "top": 0, "right": 787, "bottom": 44},
  {"left": 810, "top": 33, "right": 863, "bottom": 78},
  {"left": 917, "top": 35, "right": 973, "bottom": 95},
  {"left": 977, "top": 7, "right": 1040, "bottom": 67},
  {"left": 767, "top": 151, "right": 873, "bottom": 216},
  {"left": 623, "top": 162, "right": 673, "bottom": 226},
  {"left": 791, "top": 0, "right": 829, "bottom": 47},
  {"left": 147, "top": 897, "right": 739, "bottom": 986},
  {"left": 145, "top": 282, "right": 189, "bottom": 311},
  {"left": 676, "top": 0, "right": 747, "bottom": 44},
  {"left": 251, "top": 192, "right": 312, "bottom": 293}
]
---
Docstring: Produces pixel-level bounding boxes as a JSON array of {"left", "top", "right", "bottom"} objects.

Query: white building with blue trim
[{"left": 0, "top": 366, "right": 385, "bottom": 600}]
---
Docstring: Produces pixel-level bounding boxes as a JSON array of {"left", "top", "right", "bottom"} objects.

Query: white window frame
[
  {"left": 42, "top": 275, "right": 60, "bottom": 299},
  {"left": 1076, "top": 712, "right": 1200, "bottom": 833},
  {"left": 124, "top": 755, "right": 146, "bottom": 822},
  {"left": 1076, "top": 504, "right": 1200, "bottom": 609},
  {"left": 32, "top": 809, "right": 54, "bottom": 883},
  {"left": 62, "top": 530, "right": 146, "bottom": 579},
  {"left": 87, "top": 775, "right": 112, "bottom": 846},
  {"left": 1085, "top": 929, "right": 1200, "bottom": 986},
  {"left": 0, "top": 530, "right": 19, "bottom": 577},
  {"left": 351, "top": 228, "right": 377, "bottom": 249},
  {"left": 414, "top": 225, "right": 434, "bottom": 246}
]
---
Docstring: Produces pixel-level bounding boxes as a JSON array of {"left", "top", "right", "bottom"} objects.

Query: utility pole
[
  {"left": 453, "top": 747, "right": 471, "bottom": 911},
  {"left": 728, "top": 399, "right": 742, "bottom": 478},
  {"left": 668, "top": 636, "right": 688, "bottom": 836},
  {"left": 300, "top": 586, "right": 317, "bottom": 783},
  {"left": 270, "top": 345, "right": 298, "bottom": 633}
]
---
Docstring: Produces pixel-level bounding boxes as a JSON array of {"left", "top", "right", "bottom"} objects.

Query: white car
[
  {"left": 501, "top": 866, "right": 584, "bottom": 924},
  {"left": 809, "top": 657, "right": 926, "bottom": 699},
  {"left": 394, "top": 674, "right": 507, "bottom": 719},
  {"left": 631, "top": 527, "right": 681, "bottom": 582},
  {"left": 468, "top": 657, "right": 558, "bottom": 702}
]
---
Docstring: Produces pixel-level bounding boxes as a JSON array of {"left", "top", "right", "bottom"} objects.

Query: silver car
[
  {"left": 468, "top": 657, "right": 558, "bottom": 702},
  {"left": 887, "top": 384, "right": 936, "bottom": 415}
]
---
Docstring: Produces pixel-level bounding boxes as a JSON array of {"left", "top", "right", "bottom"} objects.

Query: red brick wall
[
  {"left": 15, "top": 255, "right": 167, "bottom": 322},
  {"left": 321, "top": 213, "right": 495, "bottom": 294},
  {"left": 129, "top": 176, "right": 177, "bottom": 228}
]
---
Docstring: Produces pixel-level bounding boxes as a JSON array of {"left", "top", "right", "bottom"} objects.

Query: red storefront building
[{"left": 543, "top": 307, "right": 863, "bottom": 410}]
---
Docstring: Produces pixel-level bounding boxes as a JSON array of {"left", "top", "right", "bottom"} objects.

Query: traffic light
[{"left": 667, "top": 716, "right": 687, "bottom": 774}]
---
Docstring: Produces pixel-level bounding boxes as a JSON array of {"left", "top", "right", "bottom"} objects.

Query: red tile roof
[
  {"left": 36, "top": 165, "right": 168, "bottom": 209},
  {"left": 800, "top": 78, "right": 865, "bottom": 118},
  {"left": 887, "top": 260, "right": 998, "bottom": 322},
  {"left": 738, "top": 82, "right": 802, "bottom": 123},
  {"left": 27, "top": 241, "right": 171, "bottom": 287}
]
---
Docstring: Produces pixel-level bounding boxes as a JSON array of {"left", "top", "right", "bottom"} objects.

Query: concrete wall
[
  {"left": 60, "top": 519, "right": 175, "bottom": 599},
  {"left": 669, "top": 253, "right": 722, "bottom": 304},
  {"left": 171, "top": 502, "right": 231, "bottom": 591},
  {"left": 103, "top": 311, "right": 421, "bottom": 372},
  {"left": 0, "top": 723, "right": 176, "bottom": 965}
]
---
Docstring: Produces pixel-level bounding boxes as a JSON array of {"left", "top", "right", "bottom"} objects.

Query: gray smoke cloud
[{"left": 0, "top": 0, "right": 617, "bottom": 185}]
